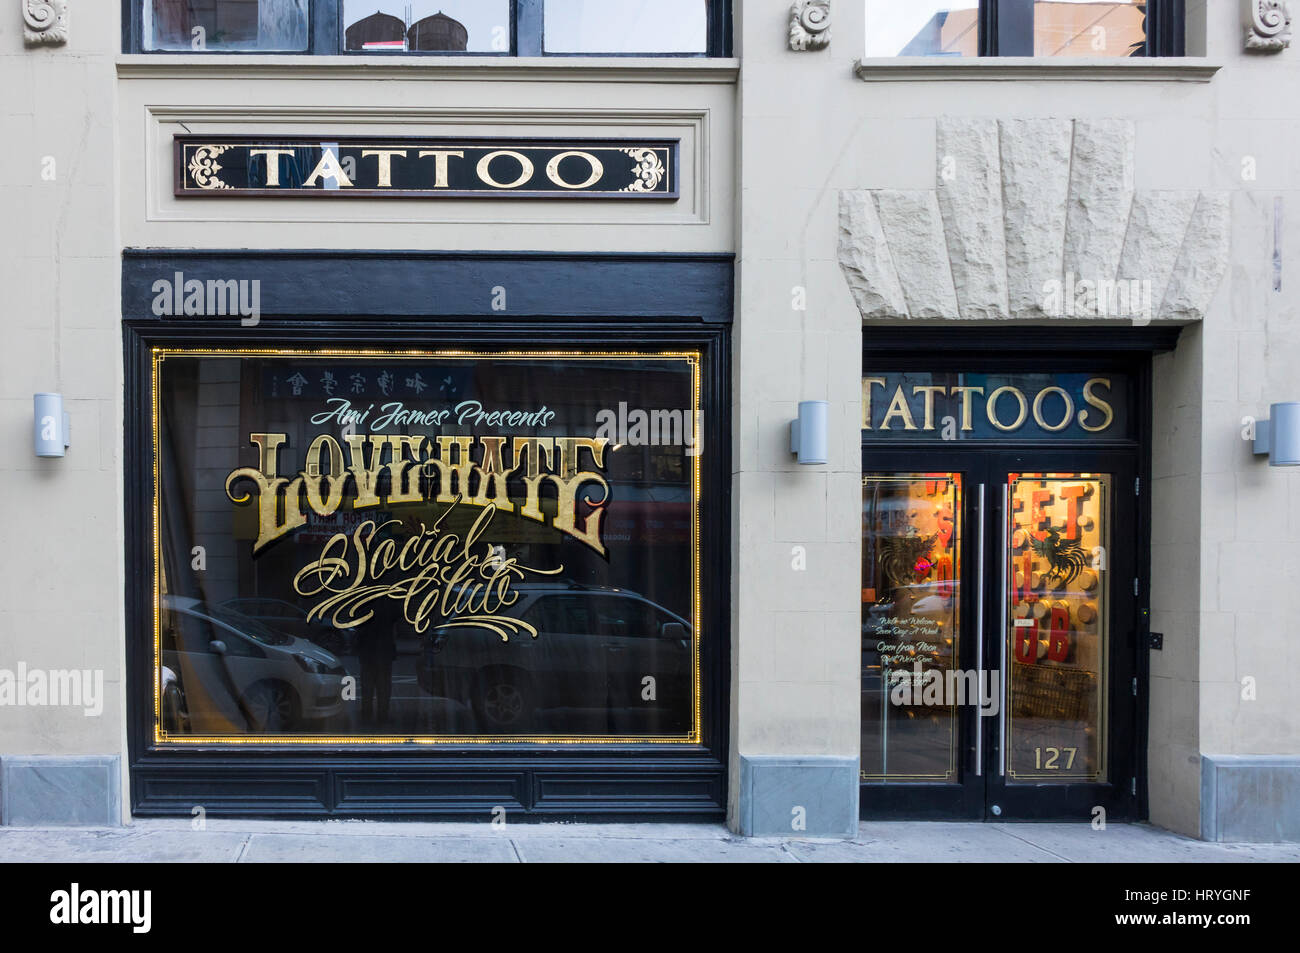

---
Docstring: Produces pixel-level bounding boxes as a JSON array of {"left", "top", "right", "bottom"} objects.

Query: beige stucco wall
[{"left": 0, "top": 3, "right": 125, "bottom": 804}]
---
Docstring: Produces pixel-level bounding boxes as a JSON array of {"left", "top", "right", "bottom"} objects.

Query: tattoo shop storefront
[{"left": 121, "top": 137, "right": 732, "bottom": 818}]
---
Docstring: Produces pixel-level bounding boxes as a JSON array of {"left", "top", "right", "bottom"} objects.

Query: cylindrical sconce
[
  {"left": 34, "top": 393, "right": 70, "bottom": 458},
  {"left": 790, "top": 400, "right": 829, "bottom": 465},
  {"left": 1253, "top": 402, "right": 1300, "bottom": 467}
]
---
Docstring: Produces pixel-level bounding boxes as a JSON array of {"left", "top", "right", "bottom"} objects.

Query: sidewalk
[{"left": 2, "top": 820, "right": 1297, "bottom": 862}]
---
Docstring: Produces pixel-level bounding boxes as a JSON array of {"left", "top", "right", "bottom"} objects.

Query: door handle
[
  {"left": 998, "top": 481, "right": 1009, "bottom": 778},
  {"left": 974, "top": 482, "right": 985, "bottom": 777}
]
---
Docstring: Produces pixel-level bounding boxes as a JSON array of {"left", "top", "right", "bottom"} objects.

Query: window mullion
[
  {"left": 515, "top": 0, "right": 543, "bottom": 56},
  {"left": 990, "top": 0, "right": 1035, "bottom": 57},
  {"left": 1145, "top": 0, "right": 1187, "bottom": 57},
  {"left": 315, "top": 0, "right": 342, "bottom": 55}
]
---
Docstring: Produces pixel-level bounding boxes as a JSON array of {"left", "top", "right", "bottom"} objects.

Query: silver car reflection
[{"left": 160, "top": 595, "right": 347, "bottom": 734}]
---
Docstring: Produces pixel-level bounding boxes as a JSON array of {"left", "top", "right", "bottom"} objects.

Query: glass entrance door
[{"left": 861, "top": 452, "right": 1139, "bottom": 820}]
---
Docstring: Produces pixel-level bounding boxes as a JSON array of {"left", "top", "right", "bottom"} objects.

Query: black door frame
[
  {"left": 859, "top": 327, "right": 1177, "bottom": 821},
  {"left": 122, "top": 251, "right": 733, "bottom": 820}
]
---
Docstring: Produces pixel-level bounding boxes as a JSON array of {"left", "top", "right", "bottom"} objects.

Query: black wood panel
[{"left": 122, "top": 250, "right": 734, "bottom": 322}]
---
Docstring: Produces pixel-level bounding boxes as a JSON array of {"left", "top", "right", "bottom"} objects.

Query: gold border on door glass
[
  {"left": 150, "top": 348, "right": 703, "bottom": 747},
  {"left": 859, "top": 473, "right": 962, "bottom": 783},
  {"left": 1004, "top": 473, "right": 1108, "bottom": 784}
]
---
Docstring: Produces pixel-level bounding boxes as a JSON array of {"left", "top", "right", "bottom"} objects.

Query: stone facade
[{"left": 838, "top": 119, "right": 1231, "bottom": 323}]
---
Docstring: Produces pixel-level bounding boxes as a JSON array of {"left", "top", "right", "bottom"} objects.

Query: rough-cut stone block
[
  {"left": 874, "top": 190, "right": 960, "bottom": 320},
  {"left": 1065, "top": 119, "right": 1136, "bottom": 288},
  {"left": 837, "top": 118, "right": 1227, "bottom": 328},
  {"left": 937, "top": 118, "right": 1009, "bottom": 320},
  {"left": 838, "top": 190, "right": 909, "bottom": 321},
  {"left": 1000, "top": 119, "right": 1073, "bottom": 319},
  {"left": 1160, "top": 191, "right": 1231, "bottom": 321},
  {"left": 1118, "top": 191, "right": 1200, "bottom": 316}
]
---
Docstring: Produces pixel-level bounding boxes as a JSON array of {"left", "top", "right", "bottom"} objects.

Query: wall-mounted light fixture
[
  {"left": 790, "top": 400, "right": 829, "bottom": 465},
  {"left": 1253, "top": 402, "right": 1300, "bottom": 467},
  {"left": 34, "top": 393, "right": 70, "bottom": 458}
]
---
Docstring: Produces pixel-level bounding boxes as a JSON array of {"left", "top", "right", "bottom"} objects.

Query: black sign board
[
  {"left": 862, "top": 371, "right": 1132, "bottom": 441},
  {"left": 175, "top": 136, "right": 678, "bottom": 199}
]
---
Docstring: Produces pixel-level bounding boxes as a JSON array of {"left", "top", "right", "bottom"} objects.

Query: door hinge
[
  {"left": 1131, "top": 777, "right": 1137, "bottom": 796},
  {"left": 1132, "top": 676, "right": 1138, "bottom": 697},
  {"left": 1134, "top": 577, "right": 1140, "bottom": 597},
  {"left": 1135, "top": 477, "right": 1141, "bottom": 497}
]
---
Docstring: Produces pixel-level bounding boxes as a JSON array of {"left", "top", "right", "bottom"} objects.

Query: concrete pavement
[{"left": 2, "top": 820, "right": 1297, "bottom": 862}]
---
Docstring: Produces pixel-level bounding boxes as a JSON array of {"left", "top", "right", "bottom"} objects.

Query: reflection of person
[{"left": 358, "top": 601, "right": 398, "bottom": 728}]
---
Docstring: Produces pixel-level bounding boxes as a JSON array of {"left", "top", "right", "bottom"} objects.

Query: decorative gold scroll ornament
[
  {"left": 621, "top": 148, "right": 667, "bottom": 193},
  {"left": 292, "top": 498, "right": 563, "bottom": 641},
  {"left": 187, "top": 145, "right": 233, "bottom": 190}
]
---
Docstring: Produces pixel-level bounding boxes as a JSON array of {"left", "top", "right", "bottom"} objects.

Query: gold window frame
[{"left": 150, "top": 347, "right": 703, "bottom": 747}]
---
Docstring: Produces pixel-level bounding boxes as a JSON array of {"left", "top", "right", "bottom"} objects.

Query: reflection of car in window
[
  {"left": 219, "top": 596, "right": 356, "bottom": 657},
  {"left": 160, "top": 595, "right": 347, "bottom": 735},
  {"left": 415, "top": 584, "right": 692, "bottom": 733}
]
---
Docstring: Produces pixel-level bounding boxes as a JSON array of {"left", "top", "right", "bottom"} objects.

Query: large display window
[
  {"left": 151, "top": 349, "right": 702, "bottom": 745},
  {"left": 123, "top": 251, "right": 731, "bottom": 817}
]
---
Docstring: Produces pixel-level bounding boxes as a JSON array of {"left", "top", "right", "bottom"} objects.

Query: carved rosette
[
  {"left": 1246, "top": 0, "right": 1293, "bottom": 51},
  {"left": 620, "top": 148, "right": 667, "bottom": 193},
  {"left": 22, "top": 0, "right": 68, "bottom": 47},
  {"left": 188, "top": 146, "right": 234, "bottom": 191},
  {"left": 789, "top": 0, "right": 830, "bottom": 52}
]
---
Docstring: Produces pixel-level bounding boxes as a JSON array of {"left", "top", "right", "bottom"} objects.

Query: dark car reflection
[
  {"left": 416, "top": 583, "right": 692, "bottom": 734},
  {"left": 219, "top": 596, "right": 356, "bottom": 657},
  {"left": 160, "top": 595, "right": 347, "bottom": 735}
]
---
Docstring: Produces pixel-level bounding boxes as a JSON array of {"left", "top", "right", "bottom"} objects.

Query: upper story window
[
  {"left": 129, "top": 0, "right": 731, "bottom": 56},
  {"left": 865, "top": 0, "right": 1186, "bottom": 58},
  {"left": 343, "top": 1, "right": 509, "bottom": 52},
  {"left": 144, "top": 0, "right": 309, "bottom": 51},
  {"left": 543, "top": 0, "right": 709, "bottom": 54}
]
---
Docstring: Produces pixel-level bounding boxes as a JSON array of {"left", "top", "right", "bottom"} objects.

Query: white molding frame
[
  {"left": 854, "top": 57, "right": 1222, "bottom": 83},
  {"left": 137, "top": 104, "right": 714, "bottom": 231},
  {"left": 117, "top": 56, "right": 741, "bottom": 84}
]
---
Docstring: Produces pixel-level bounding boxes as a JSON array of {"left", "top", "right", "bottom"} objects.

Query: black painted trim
[
  {"left": 515, "top": 0, "right": 543, "bottom": 57},
  {"left": 864, "top": 326, "right": 1181, "bottom": 354},
  {"left": 123, "top": 250, "right": 734, "bottom": 323},
  {"left": 124, "top": 255, "right": 732, "bottom": 820},
  {"left": 1144, "top": 0, "right": 1187, "bottom": 57},
  {"left": 977, "top": 0, "right": 997, "bottom": 57},
  {"left": 314, "top": 0, "right": 340, "bottom": 55}
]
